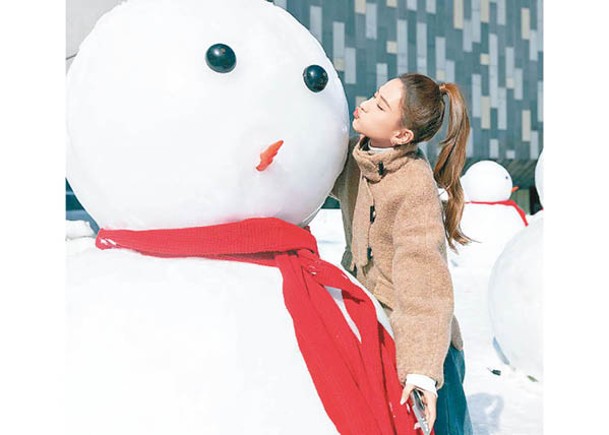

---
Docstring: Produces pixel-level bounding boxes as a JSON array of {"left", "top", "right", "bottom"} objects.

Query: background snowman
[
  {"left": 449, "top": 160, "right": 529, "bottom": 270},
  {"left": 487, "top": 150, "right": 544, "bottom": 382},
  {"left": 66, "top": 1, "right": 413, "bottom": 434}
]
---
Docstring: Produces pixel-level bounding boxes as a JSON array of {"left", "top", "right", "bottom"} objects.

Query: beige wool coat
[{"left": 331, "top": 135, "right": 464, "bottom": 389}]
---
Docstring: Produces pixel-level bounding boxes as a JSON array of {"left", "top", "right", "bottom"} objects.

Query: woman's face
[{"left": 352, "top": 78, "right": 412, "bottom": 147}]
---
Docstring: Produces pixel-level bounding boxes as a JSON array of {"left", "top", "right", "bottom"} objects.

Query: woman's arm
[{"left": 390, "top": 159, "right": 454, "bottom": 389}]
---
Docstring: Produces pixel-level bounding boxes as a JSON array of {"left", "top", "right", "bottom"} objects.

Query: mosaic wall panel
[{"left": 276, "top": 0, "right": 543, "bottom": 187}]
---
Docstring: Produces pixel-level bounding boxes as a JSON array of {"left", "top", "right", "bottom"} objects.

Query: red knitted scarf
[
  {"left": 467, "top": 199, "right": 529, "bottom": 226},
  {"left": 95, "top": 217, "right": 419, "bottom": 435}
]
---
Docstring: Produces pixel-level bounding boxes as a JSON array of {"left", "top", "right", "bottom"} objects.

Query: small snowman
[
  {"left": 449, "top": 160, "right": 528, "bottom": 270},
  {"left": 487, "top": 151, "right": 544, "bottom": 381},
  {"left": 66, "top": 1, "right": 412, "bottom": 434}
]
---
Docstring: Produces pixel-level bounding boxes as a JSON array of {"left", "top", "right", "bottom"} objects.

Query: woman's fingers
[
  {"left": 403, "top": 383, "right": 439, "bottom": 432},
  {"left": 423, "top": 390, "right": 437, "bottom": 430},
  {"left": 400, "top": 383, "right": 415, "bottom": 405}
]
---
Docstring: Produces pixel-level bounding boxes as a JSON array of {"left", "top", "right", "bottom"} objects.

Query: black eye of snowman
[
  {"left": 303, "top": 65, "right": 329, "bottom": 92},
  {"left": 205, "top": 43, "right": 237, "bottom": 73}
]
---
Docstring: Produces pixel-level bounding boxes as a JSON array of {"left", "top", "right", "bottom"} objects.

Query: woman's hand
[{"left": 400, "top": 383, "right": 437, "bottom": 432}]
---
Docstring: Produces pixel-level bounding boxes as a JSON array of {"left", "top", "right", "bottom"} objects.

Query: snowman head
[
  {"left": 67, "top": 0, "right": 349, "bottom": 230},
  {"left": 461, "top": 160, "right": 515, "bottom": 202}
]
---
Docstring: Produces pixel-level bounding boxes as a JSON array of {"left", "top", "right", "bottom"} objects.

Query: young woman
[{"left": 332, "top": 73, "right": 474, "bottom": 435}]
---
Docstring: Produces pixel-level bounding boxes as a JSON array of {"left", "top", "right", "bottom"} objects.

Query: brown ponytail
[
  {"left": 434, "top": 82, "right": 471, "bottom": 249},
  {"left": 398, "top": 74, "right": 471, "bottom": 250}
]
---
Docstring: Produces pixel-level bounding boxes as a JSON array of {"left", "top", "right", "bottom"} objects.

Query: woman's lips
[{"left": 353, "top": 108, "right": 360, "bottom": 119}]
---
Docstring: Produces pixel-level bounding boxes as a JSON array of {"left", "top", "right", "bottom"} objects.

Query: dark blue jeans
[{"left": 433, "top": 345, "right": 473, "bottom": 435}]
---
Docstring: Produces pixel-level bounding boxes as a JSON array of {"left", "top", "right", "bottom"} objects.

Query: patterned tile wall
[{"left": 275, "top": 0, "right": 543, "bottom": 187}]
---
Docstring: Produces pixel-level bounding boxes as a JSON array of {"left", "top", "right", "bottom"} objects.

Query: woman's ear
[{"left": 390, "top": 128, "right": 414, "bottom": 146}]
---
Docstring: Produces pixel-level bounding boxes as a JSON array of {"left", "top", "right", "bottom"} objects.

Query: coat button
[
  {"left": 367, "top": 247, "right": 373, "bottom": 260},
  {"left": 369, "top": 205, "right": 376, "bottom": 223}
]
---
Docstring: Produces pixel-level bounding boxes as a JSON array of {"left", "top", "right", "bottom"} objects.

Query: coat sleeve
[
  {"left": 330, "top": 135, "right": 361, "bottom": 201},
  {"left": 389, "top": 161, "right": 454, "bottom": 389}
]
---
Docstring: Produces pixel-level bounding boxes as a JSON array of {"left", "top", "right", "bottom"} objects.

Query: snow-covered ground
[{"left": 309, "top": 209, "right": 543, "bottom": 435}]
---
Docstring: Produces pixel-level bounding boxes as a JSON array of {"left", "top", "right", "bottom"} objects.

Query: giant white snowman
[
  {"left": 66, "top": 1, "right": 401, "bottom": 434},
  {"left": 449, "top": 160, "right": 528, "bottom": 270},
  {"left": 487, "top": 151, "right": 544, "bottom": 381}
]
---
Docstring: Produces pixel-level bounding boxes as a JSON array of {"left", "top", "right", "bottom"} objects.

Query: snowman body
[
  {"left": 67, "top": 238, "right": 390, "bottom": 434},
  {"left": 454, "top": 203, "right": 527, "bottom": 269},
  {"left": 450, "top": 161, "right": 527, "bottom": 269},
  {"left": 487, "top": 152, "right": 544, "bottom": 381},
  {"left": 487, "top": 217, "right": 543, "bottom": 381},
  {"left": 67, "top": 242, "right": 351, "bottom": 434}
]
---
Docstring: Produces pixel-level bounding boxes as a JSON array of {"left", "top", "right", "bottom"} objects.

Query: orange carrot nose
[
  {"left": 256, "top": 140, "right": 284, "bottom": 172},
  {"left": 511, "top": 186, "right": 520, "bottom": 193}
]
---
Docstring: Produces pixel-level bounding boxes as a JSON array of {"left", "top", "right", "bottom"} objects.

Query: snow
[
  {"left": 65, "top": 219, "right": 94, "bottom": 240},
  {"left": 309, "top": 209, "right": 543, "bottom": 435}
]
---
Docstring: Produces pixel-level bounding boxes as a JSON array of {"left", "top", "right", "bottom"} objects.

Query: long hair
[{"left": 398, "top": 73, "right": 472, "bottom": 250}]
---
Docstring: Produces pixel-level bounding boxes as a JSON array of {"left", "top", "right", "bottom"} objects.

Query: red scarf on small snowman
[
  {"left": 467, "top": 199, "right": 529, "bottom": 226},
  {"left": 96, "top": 217, "right": 421, "bottom": 435}
]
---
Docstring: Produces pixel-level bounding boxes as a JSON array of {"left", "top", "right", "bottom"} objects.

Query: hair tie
[{"left": 439, "top": 82, "right": 447, "bottom": 95}]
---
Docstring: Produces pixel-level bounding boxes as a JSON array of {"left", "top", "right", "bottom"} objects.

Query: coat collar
[{"left": 353, "top": 136, "right": 421, "bottom": 182}]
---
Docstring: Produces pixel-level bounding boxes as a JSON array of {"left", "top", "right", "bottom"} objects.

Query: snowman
[
  {"left": 66, "top": 1, "right": 414, "bottom": 434},
  {"left": 487, "top": 151, "right": 543, "bottom": 381},
  {"left": 449, "top": 160, "right": 528, "bottom": 270}
]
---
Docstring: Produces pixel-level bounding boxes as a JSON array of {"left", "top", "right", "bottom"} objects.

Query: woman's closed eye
[{"left": 373, "top": 92, "right": 385, "bottom": 111}]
